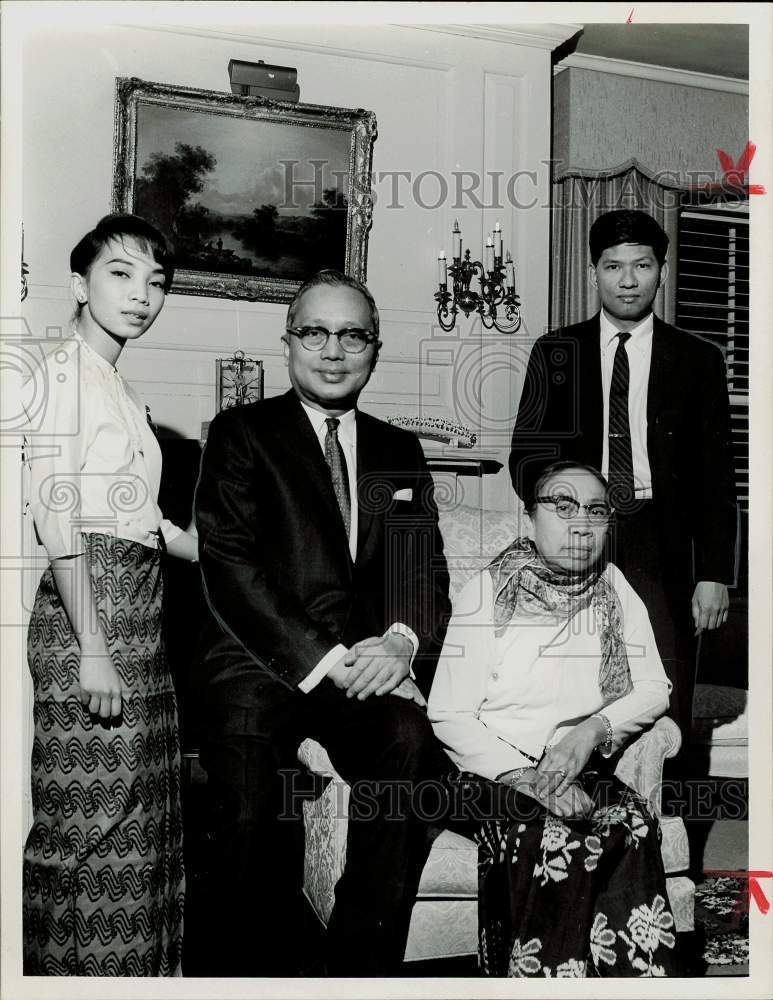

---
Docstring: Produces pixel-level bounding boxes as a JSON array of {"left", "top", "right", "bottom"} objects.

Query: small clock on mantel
[{"left": 216, "top": 350, "right": 264, "bottom": 411}]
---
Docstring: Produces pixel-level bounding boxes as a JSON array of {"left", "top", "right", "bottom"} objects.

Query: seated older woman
[{"left": 428, "top": 461, "right": 683, "bottom": 977}]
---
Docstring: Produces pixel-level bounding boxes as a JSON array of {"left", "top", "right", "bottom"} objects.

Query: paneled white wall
[{"left": 22, "top": 21, "right": 562, "bottom": 512}]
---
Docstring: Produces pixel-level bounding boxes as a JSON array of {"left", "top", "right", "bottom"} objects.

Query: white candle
[
  {"left": 505, "top": 251, "right": 514, "bottom": 289},
  {"left": 494, "top": 221, "right": 503, "bottom": 259},
  {"left": 485, "top": 236, "right": 494, "bottom": 272},
  {"left": 452, "top": 220, "right": 461, "bottom": 260},
  {"left": 438, "top": 250, "right": 447, "bottom": 286}
]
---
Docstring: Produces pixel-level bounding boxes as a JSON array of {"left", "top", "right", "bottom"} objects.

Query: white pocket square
[{"left": 393, "top": 488, "right": 413, "bottom": 501}]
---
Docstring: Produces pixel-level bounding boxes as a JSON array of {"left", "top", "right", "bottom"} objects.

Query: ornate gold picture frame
[{"left": 112, "top": 77, "right": 377, "bottom": 303}]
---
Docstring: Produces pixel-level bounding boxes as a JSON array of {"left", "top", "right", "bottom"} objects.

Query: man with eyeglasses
[
  {"left": 193, "top": 270, "right": 451, "bottom": 976},
  {"left": 509, "top": 209, "right": 737, "bottom": 756}
]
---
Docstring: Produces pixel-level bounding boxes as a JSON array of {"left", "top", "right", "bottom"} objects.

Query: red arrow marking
[
  {"left": 705, "top": 870, "right": 773, "bottom": 914},
  {"left": 716, "top": 141, "right": 767, "bottom": 194}
]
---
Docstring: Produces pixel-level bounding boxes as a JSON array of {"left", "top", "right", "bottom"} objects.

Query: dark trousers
[
  {"left": 197, "top": 667, "right": 450, "bottom": 977},
  {"left": 608, "top": 501, "right": 696, "bottom": 751}
]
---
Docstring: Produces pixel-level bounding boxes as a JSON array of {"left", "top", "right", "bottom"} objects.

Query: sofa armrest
[
  {"left": 298, "top": 737, "right": 338, "bottom": 777},
  {"left": 614, "top": 716, "right": 681, "bottom": 816}
]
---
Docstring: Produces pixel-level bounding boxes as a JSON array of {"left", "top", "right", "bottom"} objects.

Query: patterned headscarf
[{"left": 487, "top": 537, "right": 632, "bottom": 705}]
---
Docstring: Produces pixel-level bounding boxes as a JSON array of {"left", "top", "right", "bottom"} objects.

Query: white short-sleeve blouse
[{"left": 23, "top": 331, "right": 182, "bottom": 559}]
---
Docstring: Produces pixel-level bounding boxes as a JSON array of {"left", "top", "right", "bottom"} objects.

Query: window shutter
[{"left": 676, "top": 206, "right": 749, "bottom": 511}]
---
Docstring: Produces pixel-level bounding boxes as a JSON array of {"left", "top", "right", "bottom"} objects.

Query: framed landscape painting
[{"left": 111, "top": 77, "right": 377, "bottom": 303}]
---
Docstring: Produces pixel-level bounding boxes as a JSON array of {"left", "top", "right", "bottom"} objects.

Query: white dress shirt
[
  {"left": 23, "top": 331, "right": 181, "bottom": 559},
  {"left": 599, "top": 310, "right": 654, "bottom": 499},
  {"left": 428, "top": 562, "right": 671, "bottom": 781},
  {"left": 296, "top": 401, "right": 418, "bottom": 693}
]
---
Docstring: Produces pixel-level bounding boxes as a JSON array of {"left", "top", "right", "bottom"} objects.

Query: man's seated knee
[{"left": 377, "top": 693, "right": 435, "bottom": 743}]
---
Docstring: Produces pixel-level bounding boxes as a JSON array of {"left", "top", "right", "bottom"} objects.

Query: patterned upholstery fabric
[
  {"left": 301, "top": 777, "right": 348, "bottom": 927},
  {"left": 614, "top": 715, "right": 680, "bottom": 814},
  {"left": 660, "top": 816, "right": 691, "bottom": 876},
  {"left": 405, "top": 899, "right": 478, "bottom": 962},
  {"left": 666, "top": 876, "right": 696, "bottom": 934},
  {"left": 416, "top": 829, "right": 477, "bottom": 897},
  {"left": 437, "top": 503, "right": 521, "bottom": 598},
  {"left": 300, "top": 504, "right": 696, "bottom": 959}
]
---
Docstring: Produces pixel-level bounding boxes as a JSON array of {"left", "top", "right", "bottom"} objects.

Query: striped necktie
[
  {"left": 324, "top": 417, "right": 351, "bottom": 537},
  {"left": 608, "top": 331, "right": 635, "bottom": 506}
]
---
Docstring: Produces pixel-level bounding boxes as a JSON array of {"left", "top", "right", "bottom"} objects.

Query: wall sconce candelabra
[{"left": 435, "top": 220, "right": 521, "bottom": 333}]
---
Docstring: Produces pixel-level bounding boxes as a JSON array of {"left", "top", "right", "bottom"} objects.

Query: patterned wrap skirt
[
  {"left": 476, "top": 774, "right": 682, "bottom": 977},
  {"left": 23, "top": 533, "right": 185, "bottom": 976}
]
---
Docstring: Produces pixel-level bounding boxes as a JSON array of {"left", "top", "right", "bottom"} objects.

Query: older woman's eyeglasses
[
  {"left": 286, "top": 326, "right": 378, "bottom": 354},
  {"left": 534, "top": 495, "right": 614, "bottom": 524}
]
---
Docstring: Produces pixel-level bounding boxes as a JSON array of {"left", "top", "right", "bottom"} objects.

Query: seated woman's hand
[
  {"left": 534, "top": 780, "right": 595, "bottom": 820},
  {"left": 497, "top": 768, "right": 592, "bottom": 819},
  {"left": 533, "top": 716, "right": 607, "bottom": 799}
]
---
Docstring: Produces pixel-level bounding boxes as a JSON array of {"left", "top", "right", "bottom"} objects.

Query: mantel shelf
[{"left": 425, "top": 455, "right": 503, "bottom": 477}]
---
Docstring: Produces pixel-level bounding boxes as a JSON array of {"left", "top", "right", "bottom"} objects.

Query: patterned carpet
[{"left": 695, "top": 876, "right": 749, "bottom": 973}]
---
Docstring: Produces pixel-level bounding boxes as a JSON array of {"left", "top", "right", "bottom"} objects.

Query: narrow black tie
[
  {"left": 324, "top": 417, "right": 351, "bottom": 537},
  {"left": 608, "top": 331, "right": 634, "bottom": 506}
]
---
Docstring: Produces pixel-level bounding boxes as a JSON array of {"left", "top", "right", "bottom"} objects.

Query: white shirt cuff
[
  {"left": 298, "top": 643, "right": 347, "bottom": 693},
  {"left": 160, "top": 518, "right": 183, "bottom": 545},
  {"left": 388, "top": 622, "right": 419, "bottom": 678}
]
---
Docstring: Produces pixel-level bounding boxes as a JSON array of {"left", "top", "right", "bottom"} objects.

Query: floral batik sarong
[{"left": 477, "top": 776, "right": 681, "bottom": 977}]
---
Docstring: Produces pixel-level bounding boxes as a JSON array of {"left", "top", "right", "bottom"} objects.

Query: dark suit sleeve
[
  {"left": 509, "top": 337, "right": 566, "bottom": 503},
  {"left": 195, "top": 410, "right": 340, "bottom": 689},
  {"left": 693, "top": 341, "right": 738, "bottom": 584},
  {"left": 358, "top": 430, "right": 451, "bottom": 693}
]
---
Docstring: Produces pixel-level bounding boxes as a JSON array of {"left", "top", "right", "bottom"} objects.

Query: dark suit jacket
[
  {"left": 194, "top": 390, "right": 451, "bottom": 695},
  {"left": 509, "top": 314, "right": 737, "bottom": 588}
]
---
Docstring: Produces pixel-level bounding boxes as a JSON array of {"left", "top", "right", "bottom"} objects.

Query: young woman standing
[{"left": 22, "top": 215, "right": 196, "bottom": 975}]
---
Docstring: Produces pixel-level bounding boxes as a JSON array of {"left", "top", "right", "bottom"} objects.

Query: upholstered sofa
[
  {"left": 299, "top": 501, "right": 695, "bottom": 962},
  {"left": 690, "top": 683, "right": 748, "bottom": 778}
]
